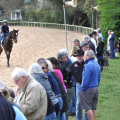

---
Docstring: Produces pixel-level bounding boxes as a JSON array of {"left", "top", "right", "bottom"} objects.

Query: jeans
[
  {"left": 110, "top": 43, "right": 115, "bottom": 59},
  {"left": 84, "top": 111, "right": 89, "bottom": 120},
  {"left": 58, "top": 97, "right": 63, "bottom": 110},
  {"left": 69, "top": 86, "right": 76, "bottom": 113},
  {"left": 57, "top": 112, "right": 66, "bottom": 120},
  {"left": 69, "top": 76, "right": 76, "bottom": 113},
  {"left": 76, "top": 83, "right": 89, "bottom": 120},
  {"left": 0, "top": 33, "right": 5, "bottom": 41},
  {"left": 45, "top": 112, "right": 56, "bottom": 120},
  {"left": 97, "top": 56, "right": 103, "bottom": 71},
  {"left": 66, "top": 87, "right": 73, "bottom": 120},
  {"left": 76, "top": 83, "right": 82, "bottom": 120},
  {"left": 57, "top": 97, "right": 63, "bottom": 120},
  {"left": 60, "top": 112, "right": 66, "bottom": 120}
]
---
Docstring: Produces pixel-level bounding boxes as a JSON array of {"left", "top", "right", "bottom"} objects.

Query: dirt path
[{"left": 0, "top": 26, "right": 85, "bottom": 90}]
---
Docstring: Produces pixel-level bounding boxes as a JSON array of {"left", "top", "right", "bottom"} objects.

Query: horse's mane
[
  {"left": 7, "top": 30, "right": 14, "bottom": 36},
  {"left": 4, "top": 31, "right": 15, "bottom": 45},
  {"left": 5, "top": 30, "right": 16, "bottom": 40}
]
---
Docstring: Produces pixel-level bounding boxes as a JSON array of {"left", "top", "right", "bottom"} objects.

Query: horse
[{"left": 0, "top": 29, "right": 19, "bottom": 67}]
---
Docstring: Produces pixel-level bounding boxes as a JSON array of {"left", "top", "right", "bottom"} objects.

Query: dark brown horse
[{"left": 0, "top": 29, "right": 19, "bottom": 67}]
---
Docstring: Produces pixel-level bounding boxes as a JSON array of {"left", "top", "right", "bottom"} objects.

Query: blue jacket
[
  {"left": 81, "top": 58, "right": 101, "bottom": 91},
  {"left": 12, "top": 105, "right": 27, "bottom": 120},
  {"left": 0, "top": 92, "right": 15, "bottom": 120},
  {"left": 47, "top": 72, "right": 61, "bottom": 96},
  {"left": 1, "top": 25, "right": 9, "bottom": 40}
]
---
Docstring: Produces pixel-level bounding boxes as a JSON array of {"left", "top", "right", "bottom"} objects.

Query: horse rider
[{"left": 0, "top": 20, "right": 9, "bottom": 43}]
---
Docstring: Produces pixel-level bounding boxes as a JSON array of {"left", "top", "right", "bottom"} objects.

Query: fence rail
[{"left": 0, "top": 21, "right": 93, "bottom": 34}]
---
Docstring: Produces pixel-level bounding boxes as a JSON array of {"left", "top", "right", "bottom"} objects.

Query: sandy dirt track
[{"left": 0, "top": 26, "right": 84, "bottom": 90}]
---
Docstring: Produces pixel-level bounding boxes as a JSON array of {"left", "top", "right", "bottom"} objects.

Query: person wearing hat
[
  {"left": 80, "top": 41, "right": 89, "bottom": 52},
  {"left": 0, "top": 20, "right": 9, "bottom": 43},
  {"left": 70, "top": 48, "right": 89, "bottom": 120},
  {"left": 71, "top": 39, "right": 81, "bottom": 62},
  {"left": 81, "top": 41, "right": 98, "bottom": 63},
  {"left": 83, "top": 35, "right": 95, "bottom": 53},
  {"left": 0, "top": 81, "right": 16, "bottom": 120}
]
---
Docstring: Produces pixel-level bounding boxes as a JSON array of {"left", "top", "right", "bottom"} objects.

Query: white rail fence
[{"left": 0, "top": 21, "right": 93, "bottom": 34}]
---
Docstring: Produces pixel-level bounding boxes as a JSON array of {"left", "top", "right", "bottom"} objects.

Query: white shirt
[
  {"left": 107, "top": 34, "right": 111, "bottom": 51},
  {"left": 91, "top": 38, "right": 97, "bottom": 53}
]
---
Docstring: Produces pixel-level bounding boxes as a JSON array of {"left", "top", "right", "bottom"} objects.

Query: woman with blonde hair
[{"left": 97, "top": 36, "right": 104, "bottom": 71}]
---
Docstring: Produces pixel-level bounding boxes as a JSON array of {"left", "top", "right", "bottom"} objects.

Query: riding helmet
[{"left": 3, "top": 20, "right": 8, "bottom": 23}]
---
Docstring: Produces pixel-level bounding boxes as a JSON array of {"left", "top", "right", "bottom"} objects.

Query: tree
[
  {"left": 97, "top": 0, "right": 120, "bottom": 42},
  {"left": 46, "top": 0, "right": 90, "bottom": 26}
]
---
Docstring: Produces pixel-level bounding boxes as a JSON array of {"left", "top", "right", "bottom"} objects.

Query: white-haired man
[
  {"left": 80, "top": 50, "right": 101, "bottom": 120},
  {"left": 12, "top": 68, "right": 47, "bottom": 120},
  {"left": 57, "top": 49, "right": 74, "bottom": 120}
]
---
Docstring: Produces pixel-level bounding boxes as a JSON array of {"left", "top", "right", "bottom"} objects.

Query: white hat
[
  {"left": 0, "top": 81, "right": 6, "bottom": 90},
  {"left": 3, "top": 20, "right": 8, "bottom": 23},
  {"left": 111, "top": 32, "right": 114, "bottom": 34}
]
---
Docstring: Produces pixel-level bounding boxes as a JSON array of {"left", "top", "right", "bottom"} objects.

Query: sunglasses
[{"left": 42, "top": 67, "right": 47, "bottom": 70}]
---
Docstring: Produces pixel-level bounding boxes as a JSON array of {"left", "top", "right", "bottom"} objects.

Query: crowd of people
[{"left": 0, "top": 23, "right": 119, "bottom": 120}]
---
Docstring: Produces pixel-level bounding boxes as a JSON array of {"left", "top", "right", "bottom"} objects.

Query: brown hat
[
  {"left": 72, "top": 46, "right": 79, "bottom": 55},
  {"left": 74, "top": 48, "right": 84, "bottom": 56},
  {"left": 80, "top": 41, "right": 89, "bottom": 47}
]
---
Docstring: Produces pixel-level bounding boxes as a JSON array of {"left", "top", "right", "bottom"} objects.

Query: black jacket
[
  {"left": 60, "top": 62, "right": 72, "bottom": 88},
  {"left": 1, "top": 25, "right": 9, "bottom": 35},
  {"left": 51, "top": 72, "right": 68, "bottom": 113},
  {"left": 0, "top": 92, "right": 16, "bottom": 120},
  {"left": 70, "top": 60, "right": 84, "bottom": 84},
  {"left": 46, "top": 93, "right": 55, "bottom": 115},
  {"left": 97, "top": 42, "right": 104, "bottom": 57}
]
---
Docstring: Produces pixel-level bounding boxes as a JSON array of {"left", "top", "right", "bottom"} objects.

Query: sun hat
[{"left": 0, "top": 81, "right": 6, "bottom": 90}]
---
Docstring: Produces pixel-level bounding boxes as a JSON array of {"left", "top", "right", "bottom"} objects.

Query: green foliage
[
  {"left": 22, "top": 0, "right": 91, "bottom": 26},
  {"left": 23, "top": 9, "right": 42, "bottom": 21},
  {"left": 97, "top": 0, "right": 120, "bottom": 44}
]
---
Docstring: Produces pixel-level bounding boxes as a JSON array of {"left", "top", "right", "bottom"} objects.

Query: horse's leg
[
  {"left": 6, "top": 51, "right": 10, "bottom": 67},
  {"left": 0, "top": 42, "right": 3, "bottom": 55},
  {"left": 0, "top": 47, "right": 3, "bottom": 55}
]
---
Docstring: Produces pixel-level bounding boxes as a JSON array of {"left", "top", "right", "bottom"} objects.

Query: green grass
[{"left": 69, "top": 56, "right": 120, "bottom": 120}]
